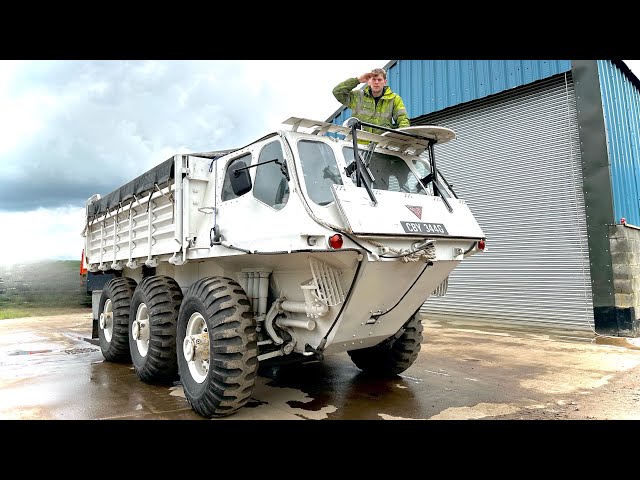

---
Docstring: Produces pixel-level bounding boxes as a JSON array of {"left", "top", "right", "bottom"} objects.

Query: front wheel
[
  {"left": 347, "top": 312, "right": 424, "bottom": 376},
  {"left": 177, "top": 277, "right": 258, "bottom": 418}
]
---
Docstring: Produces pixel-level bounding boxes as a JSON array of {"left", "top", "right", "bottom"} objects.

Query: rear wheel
[
  {"left": 177, "top": 277, "right": 258, "bottom": 418},
  {"left": 129, "top": 275, "right": 183, "bottom": 383},
  {"left": 98, "top": 277, "right": 137, "bottom": 362},
  {"left": 348, "top": 312, "right": 423, "bottom": 376}
]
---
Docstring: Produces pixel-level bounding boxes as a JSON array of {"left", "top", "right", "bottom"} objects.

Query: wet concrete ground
[{"left": 1, "top": 310, "right": 640, "bottom": 420}]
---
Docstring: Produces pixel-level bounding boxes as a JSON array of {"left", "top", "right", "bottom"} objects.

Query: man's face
[{"left": 368, "top": 74, "right": 386, "bottom": 96}]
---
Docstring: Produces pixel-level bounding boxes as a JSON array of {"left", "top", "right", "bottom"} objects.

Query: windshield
[
  {"left": 343, "top": 147, "right": 427, "bottom": 195},
  {"left": 298, "top": 140, "right": 343, "bottom": 206},
  {"left": 412, "top": 157, "right": 456, "bottom": 198}
]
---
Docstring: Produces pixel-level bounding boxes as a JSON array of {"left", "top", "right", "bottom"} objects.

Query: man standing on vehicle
[{"left": 332, "top": 67, "right": 410, "bottom": 135}]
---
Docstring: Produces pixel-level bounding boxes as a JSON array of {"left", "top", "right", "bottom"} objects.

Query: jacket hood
[{"left": 364, "top": 85, "right": 395, "bottom": 99}]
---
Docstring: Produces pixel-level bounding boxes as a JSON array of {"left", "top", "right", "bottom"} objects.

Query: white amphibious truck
[{"left": 82, "top": 116, "right": 485, "bottom": 418}]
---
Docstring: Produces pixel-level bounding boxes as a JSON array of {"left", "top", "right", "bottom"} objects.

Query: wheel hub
[
  {"left": 184, "top": 312, "right": 210, "bottom": 384},
  {"left": 132, "top": 321, "right": 141, "bottom": 340},
  {"left": 101, "top": 299, "right": 114, "bottom": 342},
  {"left": 183, "top": 336, "right": 195, "bottom": 362},
  {"left": 134, "top": 303, "right": 150, "bottom": 357}
]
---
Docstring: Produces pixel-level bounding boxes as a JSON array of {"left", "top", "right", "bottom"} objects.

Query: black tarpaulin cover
[
  {"left": 87, "top": 157, "right": 175, "bottom": 217},
  {"left": 86, "top": 149, "right": 238, "bottom": 218}
]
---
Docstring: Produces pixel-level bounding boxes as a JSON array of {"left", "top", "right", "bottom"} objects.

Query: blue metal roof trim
[
  {"left": 328, "top": 60, "right": 572, "bottom": 128},
  {"left": 598, "top": 60, "right": 640, "bottom": 225}
]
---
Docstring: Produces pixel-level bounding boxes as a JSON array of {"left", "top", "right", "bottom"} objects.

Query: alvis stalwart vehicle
[{"left": 82, "top": 116, "right": 486, "bottom": 418}]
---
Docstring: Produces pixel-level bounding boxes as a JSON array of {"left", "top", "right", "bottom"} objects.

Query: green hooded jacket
[{"left": 332, "top": 77, "right": 410, "bottom": 135}]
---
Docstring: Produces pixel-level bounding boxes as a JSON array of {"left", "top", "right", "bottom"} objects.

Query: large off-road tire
[
  {"left": 98, "top": 277, "right": 137, "bottom": 363},
  {"left": 347, "top": 312, "right": 424, "bottom": 376},
  {"left": 177, "top": 277, "right": 258, "bottom": 418},
  {"left": 129, "top": 275, "right": 183, "bottom": 383}
]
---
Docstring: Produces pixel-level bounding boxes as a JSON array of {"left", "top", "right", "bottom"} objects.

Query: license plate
[{"left": 400, "top": 221, "right": 449, "bottom": 235}]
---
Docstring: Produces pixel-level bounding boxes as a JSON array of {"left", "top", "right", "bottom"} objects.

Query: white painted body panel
[
  {"left": 332, "top": 184, "right": 484, "bottom": 238},
  {"left": 84, "top": 118, "right": 485, "bottom": 357}
]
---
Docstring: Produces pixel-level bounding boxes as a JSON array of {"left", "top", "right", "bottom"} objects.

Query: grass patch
[{"left": 0, "top": 307, "right": 91, "bottom": 321}]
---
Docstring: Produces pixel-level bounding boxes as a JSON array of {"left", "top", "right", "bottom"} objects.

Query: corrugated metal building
[{"left": 326, "top": 60, "right": 640, "bottom": 338}]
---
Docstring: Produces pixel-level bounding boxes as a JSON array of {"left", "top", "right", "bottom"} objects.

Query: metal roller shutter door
[{"left": 418, "top": 73, "right": 595, "bottom": 337}]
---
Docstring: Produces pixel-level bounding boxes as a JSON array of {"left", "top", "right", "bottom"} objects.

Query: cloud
[
  {"left": 0, "top": 207, "right": 85, "bottom": 264},
  {"left": 0, "top": 60, "right": 386, "bottom": 212},
  {"left": 624, "top": 60, "right": 640, "bottom": 80},
  {"left": 0, "top": 61, "right": 267, "bottom": 210},
  {"left": 0, "top": 60, "right": 388, "bottom": 261}
]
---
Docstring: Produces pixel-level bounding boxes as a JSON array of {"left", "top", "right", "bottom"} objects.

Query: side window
[
  {"left": 299, "top": 140, "right": 342, "bottom": 206},
  {"left": 221, "top": 153, "right": 252, "bottom": 202},
  {"left": 253, "top": 141, "right": 289, "bottom": 210}
]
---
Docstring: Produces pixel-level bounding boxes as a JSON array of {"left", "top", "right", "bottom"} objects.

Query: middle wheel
[{"left": 129, "top": 275, "right": 184, "bottom": 383}]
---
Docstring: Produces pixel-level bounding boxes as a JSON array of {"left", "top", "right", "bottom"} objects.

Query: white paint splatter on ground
[
  {"left": 168, "top": 377, "right": 337, "bottom": 420},
  {"left": 429, "top": 403, "right": 520, "bottom": 420},
  {"left": 424, "top": 369, "right": 450, "bottom": 377},
  {"left": 591, "top": 374, "right": 615, "bottom": 389},
  {"left": 242, "top": 377, "right": 337, "bottom": 420},
  {"left": 379, "top": 413, "right": 426, "bottom": 420},
  {"left": 217, "top": 403, "right": 304, "bottom": 420},
  {"left": 520, "top": 368, "right": 633, "bottom": 395},
  {"left": 169, "top": 385, "right": 185, "bottom": 398}
]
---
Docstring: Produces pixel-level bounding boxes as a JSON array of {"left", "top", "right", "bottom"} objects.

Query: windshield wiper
[
  {"left": 353, "top": 120, "right": 455, "bottom": 212},
  {"left": 419, "top": 142, "right": 452, "bottom": 212},
  {"left": 346, "top": 119, "right": 377, "bottom": 205}
]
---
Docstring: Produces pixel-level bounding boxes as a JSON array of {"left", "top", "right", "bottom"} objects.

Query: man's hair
[{"left": 371, "top": 68, "right": 386, "bottom": 80}]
